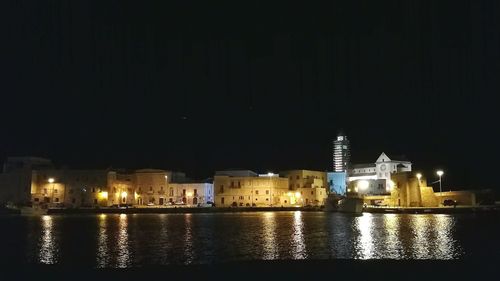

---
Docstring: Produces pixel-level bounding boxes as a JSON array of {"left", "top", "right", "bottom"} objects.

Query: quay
[
  {"left": 363, "top": 205, "right": 500, "bottom": 214},
  {"left": 46, "top": 206, "right": 324, "bottom": 215}
]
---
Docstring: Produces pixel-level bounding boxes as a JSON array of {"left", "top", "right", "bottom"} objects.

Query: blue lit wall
[{"left": 327, "top": 172, "right": 347, "bottom": 195}]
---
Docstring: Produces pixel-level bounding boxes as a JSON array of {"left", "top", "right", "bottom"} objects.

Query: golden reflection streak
[
  {"left": 116, "top": 214, "right": 130, "bottom": 268},
  {"left": 184, "top": 214, "right": 194, "bottom": 264},
  {"left": 383, "top": 214, "right": 402, "bottom": 258},
  {"left": 355, "top": 213, "right": 373, "bottom": 259},
  {"left": 411, "top": 214, "right": 431, "bottom": 259},
  {"left": 39, "top": 215, "right": 56, "bottom": 264},
  {"left": 434, "top": 214, "right": 459, "bottom": 259},
  {"left": 96, "top": 214, "right": 108, "bottom": 268},
  {"left": 261, "top": 212, "right": 278, "bottom": 260},
  {"left": 291, "top": 211, "right": 307, "bottom": 259}
]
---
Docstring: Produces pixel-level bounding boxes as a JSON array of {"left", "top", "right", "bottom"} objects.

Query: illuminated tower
[{"left": 333, "top": 131, "right": 350, "bottom": 172}]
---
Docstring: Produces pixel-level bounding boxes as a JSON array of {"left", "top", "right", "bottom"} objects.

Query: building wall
[
  {"left": 280, "top": 170, "right": 327, "bottom": 190},
  {"left": 327, "top": 172, "right": 347, "bottom": 195},
  {"left": 167, "top": 183, "right": 214, "bottom": 205},
  {"left": 133, "top": 169, "right": 168, "bottom": 206},
  {"left": 30, "top": 169, "right": 118, "bottom": 208},
  {"left": 214, "top": 175, "right": 289, "bottom": 207}
]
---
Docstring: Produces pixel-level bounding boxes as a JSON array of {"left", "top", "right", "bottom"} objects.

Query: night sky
[{"left": 2, "top": 1, "right": 499, "bottom": 189}]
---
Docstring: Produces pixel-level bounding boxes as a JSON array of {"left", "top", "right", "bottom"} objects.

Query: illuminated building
[
  {"left": 0, "top": 157, "right": 53, "bottom": 205},
  {"left": 168, "top": 182, "right": 214, "bottom": 205},
  {"left": 333, "top": 131, "right": 350, "bottom": 172},
  {"left": 213, "top": 170, "right": 290, "bottom": 207},
  {"left": 279, "top": 170, "right": 328, "bottom": 206},
  {"left": 348, "top": 152, "right": 412, "bottom": 195}
]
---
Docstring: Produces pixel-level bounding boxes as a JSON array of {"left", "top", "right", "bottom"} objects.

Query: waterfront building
[
  {"left": 168, "top": 182, "right": 214, "bottom": 205},
  {"left": 348, "top": 152, "right": 412, "bottom": 195},
  {"left": 279, "top": 170, "right": 328, "bottom": 206},
  {"left": 333, "top": 131, "right": 350, "bottom": 172},
  {"left": 133, "top": 169, "right": 169, "bottom": 206},
  {"left": 30, "top": 169, "right": 130, "bottom": 208},
  {"left": 213, "top": 170, "right": 290, "bottom": 207},
  {"left": 0, "top": 157, "right": 53, "bottom": 205},
  {"left": 327, "top": 172, "right": 347, "bottom": 195}
]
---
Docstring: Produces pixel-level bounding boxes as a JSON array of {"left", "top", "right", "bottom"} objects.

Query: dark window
[
  {"left": 183, "top": 189, "right": 186, "bottom": 195},
  {"left": 194, "top": 189, "right": 198, "bottom": 195},
  {"left": 94, "top": 199, "right": 97, "bottom": 204},
  {"left": 255, "top": 190, "right": 259, "bottom": 195},
  {"left": 55, "top": 198, "right": 59, "bottom": 202},
  {"left": 296, "top": 175, "right": 299, "bottom": 179},
  {"left": 266, "top": 190, "right": 269, "bottom": 195},
  {"left": 72, "top": 198, "right": 76, "bottom": 203},
  {"left": 149, "top": 186, "right": 153, "bottom": 191},
  {"left": 34, "top": 198, "right": 39, "bottom": 202},
  {"left": 54, "top": 189, "right": 58, "bottom": 194}
]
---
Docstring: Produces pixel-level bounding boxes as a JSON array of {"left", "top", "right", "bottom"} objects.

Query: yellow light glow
[
  {"left": 347, "top": 188, "right": 351, "bottom": 192},
  {"left": 121, "top": 191, "right": 127, "bottom": 198},
  {"left": 358, "top": 180, "right": 369, "bottom": 190},
  {"left": 294, "top": 192, "right": 301, "bottom": 198},
  {"left": 436, "top": 170, "right": 444, "bottom": 177},
  {"left": 186, "top": 192, "right": 193, "bottom": 197},
  {"left": 99, "top": 191, "right": 108, "bottom": 200},
  {"left": 48, "top": 178, "right": 55, "bottom": 183},
  {"left": 287, "top": 192, "right": 293, "bottom": 197},
  {"left": 416, "top": 173, "right": 422, "bottom": 180}
]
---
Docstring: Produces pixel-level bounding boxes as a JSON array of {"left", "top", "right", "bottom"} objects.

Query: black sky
[{"left": 1, "top": 1, "right": 499, "bottom": 189}]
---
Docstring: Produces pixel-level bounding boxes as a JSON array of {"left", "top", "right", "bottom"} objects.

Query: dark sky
[{"left": 1, "top": 1, "right": 499, "bottom": 189}]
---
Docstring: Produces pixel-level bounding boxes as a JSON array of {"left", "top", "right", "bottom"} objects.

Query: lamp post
[
  {"left": 48, "top": 178, "right": 55, "bottom": 205},
  {"left": 267, "top": 172, "right": 274, "bottom": 207},
  {"left": 416, "top": 173, "right": 422, "bottom": 186},
  {"left": 436, "top": 170, "right": 444, "bottom": 206}
]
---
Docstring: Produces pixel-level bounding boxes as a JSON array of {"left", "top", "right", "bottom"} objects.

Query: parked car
[{"left": 443, "top": 199, "right": 457, "bottom": 206}]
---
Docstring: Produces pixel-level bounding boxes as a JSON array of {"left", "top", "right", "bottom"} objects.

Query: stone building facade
[
  {"left": 279, "top": 170, "right": 328, "bottom": 206},
  {"left": 214, "top": 170, "right": 290, "bottom": 207}
]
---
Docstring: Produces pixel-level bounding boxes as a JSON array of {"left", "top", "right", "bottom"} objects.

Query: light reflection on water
[
  {"left": 261, "top": 212, "right": 278, "bottom": 260},
  {"left": 291, "top": 211, "right": 307, "bottom": 259},
  {"left": 184, "top": 214, "right": 194, "bottom": 264},
  {"left": 39, "top": 215, "right": 57, "bottom": 264},
  {"left": 26, "top": 212, "right": 478, "bottom": 267},
  {"left": 355, "top": 213, "right": 374, "bottom": 259},
  {"left": 116, "top": 214, "right": 130, "bottom": 268},
  {"left": 96, "top": 214, "right": 108, "bottom": 268}
]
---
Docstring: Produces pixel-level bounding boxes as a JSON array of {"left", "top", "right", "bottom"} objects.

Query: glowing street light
[
  {"left": 416, "top": 173, "right": 422, "bottom": 180},
  {"left": 48, "top": 178, "right": 55, "bottom": 203},
  {"left": 436, "top": 170, "right": 444, "bottom": 195},
  {"left": 358, "top": 180, "right": 369, "bottom": 191}
]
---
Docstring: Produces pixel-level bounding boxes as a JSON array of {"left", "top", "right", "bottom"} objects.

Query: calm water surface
[{"left": 1, "top": 212, "right": 498, "bottom": 267}]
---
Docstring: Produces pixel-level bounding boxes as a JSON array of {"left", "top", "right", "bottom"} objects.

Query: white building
[{"left": 348, "top": 152, "right": 412, "bottom": 195}]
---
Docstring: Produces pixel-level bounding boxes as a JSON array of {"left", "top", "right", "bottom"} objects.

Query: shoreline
[{"left": 3, "top": 205, "right": 499, "bottom": 215}]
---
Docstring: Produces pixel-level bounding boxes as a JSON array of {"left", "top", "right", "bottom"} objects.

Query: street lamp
[
  {"left": 436, "top": 170, "right": 444, "bottom": 205},
  {"left": 48, "top": 178, "right": 55, "bottom": 204},
  {"left": 267, "top": 172, "right": 274, "bottom": 207},
  {"left": 416, "top": 173, "right": 422, "bottom": 186}
]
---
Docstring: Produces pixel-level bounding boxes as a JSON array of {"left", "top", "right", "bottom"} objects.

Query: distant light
[
  {"left": 48, "top": 178, "right": 55, "bottom": 183},
  {"left": 358, "top": 180, "right": 369, "bottom": 190},
  {"left": 416, "top": 173, "right": 422, "bottom": 180},
  {"left": 186, "top": 192, "right": 193, "bottom": 197},
  {"left": 121, "top": 191, "right": 128, "bottom": 198},
  {"left": 294, "top": 192, "right": 301, "bottom": 198},
  {"left": 267, "top": 172, "right": 274, "bottom": 177},
  {"left": 99, "top": 191, "right": 108, "bottom": 200},
  {"left": 437, "top": 170, "right": 444, "bottom": 177}
]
